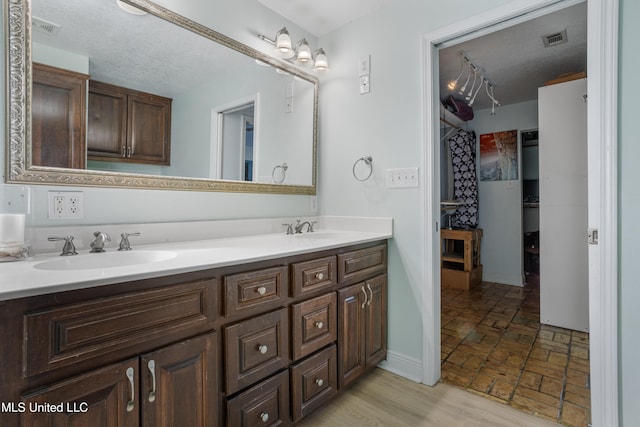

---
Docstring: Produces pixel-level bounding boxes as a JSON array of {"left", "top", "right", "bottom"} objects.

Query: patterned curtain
[{"left": 448, "top": 130, "right": 478, "bottom": 228}]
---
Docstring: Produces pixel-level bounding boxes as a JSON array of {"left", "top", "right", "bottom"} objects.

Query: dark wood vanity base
[{"left": 0, "top": 240, "right": 387, "bottom": 426}]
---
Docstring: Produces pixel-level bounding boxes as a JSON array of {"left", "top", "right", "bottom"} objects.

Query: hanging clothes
[{"left": 448, "top": 130, "right": 478, "bottom": 228}]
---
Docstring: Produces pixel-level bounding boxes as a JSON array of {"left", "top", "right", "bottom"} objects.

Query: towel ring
[
  {"left": 352, "top": 156, "right": 373, "bottom": 182},
  {"left": 272, "top": 163, "right": 288, "bottom": 183}
]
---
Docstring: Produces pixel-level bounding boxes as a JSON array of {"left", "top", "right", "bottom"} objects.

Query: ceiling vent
[
  {"left": 542, "top": 29, "right": 568, "bottom": 48},
  {"left": 32, "top": 17, "right": 61, "bottom": 36}
]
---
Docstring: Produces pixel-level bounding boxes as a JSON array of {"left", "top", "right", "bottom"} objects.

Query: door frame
[{"left": 420, "top": 0, "right": 618, "bottom": 425}]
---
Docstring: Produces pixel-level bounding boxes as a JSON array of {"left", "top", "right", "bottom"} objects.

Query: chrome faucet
[
  {"left": 294, "top": 219, "right": 316, "bottom": 234},
  {"left": 48, "top": 236, "right": 78, "bottom": 256},
  {"left": 282, "top": 223, "right": 294, "bottom": 235},
  {"left": 118, "top": 232, "right": 140, "bottom": 251},
  {"left": 90, "top": 231, "right": 111, "bottom": 253}
]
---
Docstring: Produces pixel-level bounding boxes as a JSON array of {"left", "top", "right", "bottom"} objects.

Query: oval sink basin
[{"left": 34, "top": 250, "right": 177, "bottom": 271}]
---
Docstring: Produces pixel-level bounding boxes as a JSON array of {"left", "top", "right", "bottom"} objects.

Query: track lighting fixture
[
  {"left": 259, "top": 27, "right": 329, "bottom": 71},
  {"left": 447, "top": 51, "right": 499, "bottom": 115}
]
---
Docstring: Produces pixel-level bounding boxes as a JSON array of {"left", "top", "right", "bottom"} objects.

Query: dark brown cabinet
[
  {"left": 1, "top": 241, "right": 387, "bottom": 426},
  {"left": 31, "top": 63, "right": 88, "bottom": 169},
  {"left": 21, "top": 333, "right": 217, "bottom": 427},
  {"left": 337, "top": 274, "right": 387, "bottom": 389},
  {"left": 88, "top": 80, "right": 171, "bottom": 165}
]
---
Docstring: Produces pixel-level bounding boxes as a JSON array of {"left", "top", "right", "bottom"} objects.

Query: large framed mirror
[{"left": 5, "top": 0, "right": 318, "bottom": 194}]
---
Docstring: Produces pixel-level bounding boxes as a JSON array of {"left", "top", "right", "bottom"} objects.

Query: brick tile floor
[{"left": 441, "top": 276, "right": 591, "bottom": 427}]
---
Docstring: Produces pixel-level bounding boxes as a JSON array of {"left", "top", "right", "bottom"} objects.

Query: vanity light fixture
[{"left": 259, "top": 27, "right": 329, "bottom": 71}]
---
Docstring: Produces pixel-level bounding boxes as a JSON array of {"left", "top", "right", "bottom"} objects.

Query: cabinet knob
[
  {"left": 257, "top": 344, "right": 268, "bottom": 354},
  {"left": 315, "top": 378, "right": 324, "bottom": 387},
  {"left": 315, "top": 272, "right": 324, "bottom": 280},
  {"left": 260, "top": 412, "right": 269, "bottom": 423},
  {"left": 257, "top": 286, "right": 267, "bottom": 295},
  {"left": 315, "top": 321, "right": 324, "bottom": 329}
]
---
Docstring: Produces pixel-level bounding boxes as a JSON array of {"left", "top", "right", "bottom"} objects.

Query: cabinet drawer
[
  {"left": 290, "top": 345, "right": 337, "bottom": 422},
  {"left": 224, "top": 266, "right": 288, "bottom": 317},
  {"left": 337, "top": 244, "right": 387, "bottom": 285},
  {"left": 291, "top": 293, "right": 337, "bottom": 361},
  {"left": 24, "top": 279, "right": 216, "bottom": 376},
  {"left": 226, "top": 370, "right": 290, "bottom": 427},
  {"left": 291, "top": 256, "right": 337, "bottom": 297},
  {"left": 224, "top": 308, "right": 289, "bottom": 394}
]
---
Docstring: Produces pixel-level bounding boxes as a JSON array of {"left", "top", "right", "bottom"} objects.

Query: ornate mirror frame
[{"left": 5, "top": 0, "right": 318, "bottom": 194}]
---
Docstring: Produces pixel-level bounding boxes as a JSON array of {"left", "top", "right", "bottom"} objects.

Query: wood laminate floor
[{"left": 299, "top": 368, "right": 560, "bottom": 426}]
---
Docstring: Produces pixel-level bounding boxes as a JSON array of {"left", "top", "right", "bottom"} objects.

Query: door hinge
[{"left": 588, "top": 228, "right": 599, "bottom": 245}]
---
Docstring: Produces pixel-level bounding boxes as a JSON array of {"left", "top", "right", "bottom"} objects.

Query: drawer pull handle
[
  {"left": 367, "top": 283, "right": 374, "bottom": 307},
  {"left": 315, "top": 272, "right": 324, "bottom": 280},
  {"left": 361, "top": 286, "right": 368, "bottom": 309},
  {"left": 126, "top": 367, "right": 135, "bottom": 412},
  {"left": 315, "top": 321, "right": 324, "bottom": 329},
  {"left": 148, "top": 360, "right": 157, "bottom": 403},
  {"left": 260, "top": 412, "right": 270, "bottom": 423},
  {"left": 258, "top": 344, "right": 268, "bottom": 354},
  {"left": 257, "top": 286, "right": 267, "bottom": 295},
  {"left": 315, "top": 378, "right": 324, "bottom": 387}
]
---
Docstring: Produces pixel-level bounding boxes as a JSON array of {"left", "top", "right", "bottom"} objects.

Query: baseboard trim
[{"left": 378, "top": 350, "right": 423, "bottom": 383}]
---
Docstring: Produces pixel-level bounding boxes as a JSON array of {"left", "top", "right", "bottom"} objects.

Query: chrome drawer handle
[
  {"left": 126, "top": 367, "right": 135, "bottom": 412},
  {"left": 260, "top": 412, "right": 269, "bottom": 423},
  {"left": 361, "top": 286, "right": 368, "bottom": 309},
  {"left": 147, "top": 360, "right": 157, "bottom": 403},
  {"left": 315, "top": 378, "right": 324, "bottom": 387},
  {"left": 257, "top": 286, "right": 267, "bottom": 295},
  {"left": 258, "top": 344, "right": 268, "bottom": 354},
  {"left": 367, "top": 283, "right": 374, "bottom": 307},
  {"left": 315, "top": 321, "right": 323, "bottom": 329},
  {"left": 315, "top": 272, "right": 324, "bottom": 280}
]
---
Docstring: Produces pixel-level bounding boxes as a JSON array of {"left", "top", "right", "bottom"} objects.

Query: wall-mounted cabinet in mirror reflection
[{"left": 6, "top": 0, "right": 318, "bottom": 194}]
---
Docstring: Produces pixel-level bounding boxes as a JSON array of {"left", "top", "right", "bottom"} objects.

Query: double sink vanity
[{"left": 0, "top": 217, "right": 392, "bottom": 426}]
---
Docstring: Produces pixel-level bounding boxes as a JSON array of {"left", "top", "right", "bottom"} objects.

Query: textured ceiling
[
  {"left": 439, "top": 2, "right": 587, "bottom": 111},
  {"left": 32, "top": 0, "right": 253, "bottom": 98}
]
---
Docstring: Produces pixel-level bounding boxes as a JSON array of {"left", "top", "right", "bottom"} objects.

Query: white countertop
[{"left": 0, "top": 216, "right": 392, "bottom": 301}]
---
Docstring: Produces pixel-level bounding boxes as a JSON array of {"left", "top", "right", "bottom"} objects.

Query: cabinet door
[
  {"left": 337, "top": 284, "right": 365, "bottom": 389},
  {"left": 87, "top": 81, "right": 128, "bottom": 160},
  {"left": 21, "top": 358, "right": 139, "bottom": 427},
  {"left": 127, "top": 93, "right": 171, "bottom": 165},
  {"left": 364, "top": 275, "right": 387, "bottom": 367},
  {"left": 141, "top": 333, "right": 217, "bottom": 427},
  {"left": 32, "top": 63, "right": 87, "bottom": 169}
]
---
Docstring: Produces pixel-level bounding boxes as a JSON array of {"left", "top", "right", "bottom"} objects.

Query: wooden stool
[{"left": 441, "top": 228, "right": 483, "bottom": 290}]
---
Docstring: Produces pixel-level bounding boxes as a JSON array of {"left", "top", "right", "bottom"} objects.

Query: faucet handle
[
  {"left": 48, "top": 236, "right": 78, "bottom": 256},
  {"left": 282, "top": 223, "right": 294, "bottom": 235},
  {"left": 118, "top": 232, "right": 141, "bottom": 251},
  {"left": 309, "top": 221, "right": 317, "bottom": 232}
]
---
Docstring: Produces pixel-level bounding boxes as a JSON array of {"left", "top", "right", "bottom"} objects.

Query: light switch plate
[
  {"left": 386, "top": 167, "right": 419, "bottom": 188},
  {"left": 359, "top": 75, "right": 370, "bottom": 94}
]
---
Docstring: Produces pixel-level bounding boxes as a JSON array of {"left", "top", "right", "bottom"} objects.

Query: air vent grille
[
  {"left": 32, "top": 17, "right": 61, "bottom": 36},
  {"left": 543, "top": 29, "right": 567, "bottom": 47}
]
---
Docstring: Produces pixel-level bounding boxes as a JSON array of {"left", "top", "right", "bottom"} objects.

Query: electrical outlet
[
  {"left": 48, "top": 191, "right": 84, "bottom": 220},
  {"left": 386, "top": 167, "right": 419, "bottom": 188}
]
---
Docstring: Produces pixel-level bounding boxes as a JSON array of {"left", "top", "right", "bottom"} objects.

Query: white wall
[
  {"left": 619, "top": 0, "right": 640, "bottom": 424},
  {"left": 470, "top": 100, "right": 539, "bottom": 286}
]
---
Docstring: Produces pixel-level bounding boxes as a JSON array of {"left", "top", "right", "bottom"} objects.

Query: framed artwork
[{"left": 479, "top": 129, "right": 518, "bottom": 181}]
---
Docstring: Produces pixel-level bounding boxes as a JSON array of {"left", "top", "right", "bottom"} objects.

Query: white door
[{"left": 538, "top": 78, "right": 589, "bottom": 331}]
